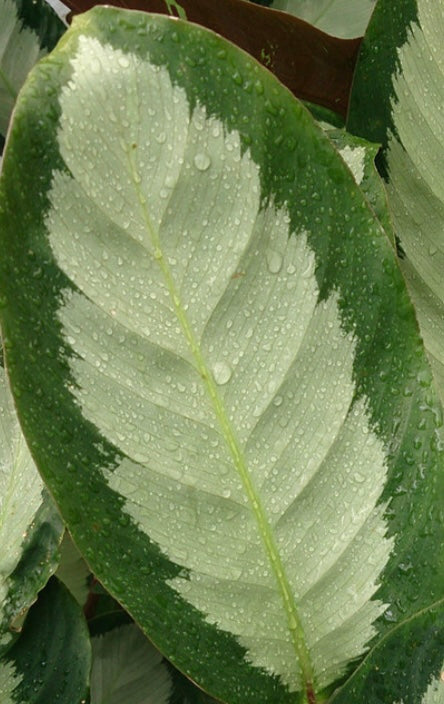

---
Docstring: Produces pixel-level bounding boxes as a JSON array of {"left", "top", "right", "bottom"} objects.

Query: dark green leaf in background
[
  {"left": 348, "top": 0, "right": 444, "bottom": 410},
  {"left": 0, "top": 0, "right": 64, "bottom": 139},
  {"left": 0, "top": 578, "right": 90, "bottom": 704},
  {"left": 0, "top": 363, "right": 63, "bottom": 654}
]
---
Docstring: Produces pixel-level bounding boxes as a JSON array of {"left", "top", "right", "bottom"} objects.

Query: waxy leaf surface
[
  {"left": 348, "top": 0, "right": 444, "bottom": 408},
  {"left": 0, "top": 363, "right": 63, "bottom": 652},
  {"left": 0, "top": 7, "right": 442, "bottom": 703},
  {"left": 0, "top": 0, "right": 64, "bottom": 138},
  {"left": 62, "top": 0, "right": 361, "bottom": 119},
  {"left": 267, "top": 0, "right": 375, "bottom": 38},
  {"left": 0, "top": 578, "right": 90, "bottom": 704}
]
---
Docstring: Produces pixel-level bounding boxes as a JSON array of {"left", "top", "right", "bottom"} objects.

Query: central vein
[{"left": 127, "top": 146, "right": 316, "bottom": 699}]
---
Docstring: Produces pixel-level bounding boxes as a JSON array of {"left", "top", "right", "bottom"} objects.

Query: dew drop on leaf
[
  {"left": 212, "top": 361, "right": 232, "bottom": 385},
  {"left": 193, "top": 152, "right": 211, "bottom": 171},
  {"left": 266, "top": 248, "right": 283, "bottom": 274}
]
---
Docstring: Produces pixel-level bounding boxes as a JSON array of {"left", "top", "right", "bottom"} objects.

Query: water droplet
[
  {"left": 266, "top": 248, "right": 283, "bottom": 274},
  {"left": 213, "top": 361, "right": 232, "bottom": 385},
  {"left": 193, "top": 152, "right": 211, "bottom": 171},
  {"left": 118, "top": 55, "right": 130, "bottom": 69}
]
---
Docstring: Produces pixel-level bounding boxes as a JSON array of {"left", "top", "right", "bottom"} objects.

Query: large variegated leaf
[
  {"left": 0, "top": 7, "right": 442, "bottom": 703},
  {"left": 0, "top": 578, "right": 90, "bottom": 703},
  {"left": 267, "top": 0, "right": 376, "bottom": 38},
  {"left": 348, "top": 0, "right": 444, "bottom": 407},
  {"left": 0, "top": 362, "right": 63, "bottom": 652},
  {"left": 0, "top": 0, "right": 64, "bottom": 139}
]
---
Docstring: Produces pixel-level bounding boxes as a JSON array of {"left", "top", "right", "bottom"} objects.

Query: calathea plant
[{"left": 0, "top": 0, "right": 442, "bottom": 703}]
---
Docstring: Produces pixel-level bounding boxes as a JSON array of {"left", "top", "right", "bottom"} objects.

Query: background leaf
[
  {"left": 90, "top": 624, "right": 174, "bottom": 704},
  {"left": 268, "top": 0, "right": 376, "bottom": 38},
  {"left": 325, "top": 128, "right": 396, "bottom": 247},
  {"left": 0, "top": 362, "right": 63, "bottom": 652},
  {"left": 0, "top": 7, "right": 443, "bottom": 703},
  {"left": 347, "top": 0, "right": 444, "bottom": 408},
  {"left": 61, "top": 0, "right": 361, "bottom": 119},
  {"left": 0, "top": 578, "right": 91, "bottom": 704},
  {"left": 0, "top": 0, "right": 64, "bottom": 139},
  {"left": 56, "top": 531, "right": 91, "bottom": 607}
]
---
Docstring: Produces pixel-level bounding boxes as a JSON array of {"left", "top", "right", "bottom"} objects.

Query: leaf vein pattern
[{"left": 48, "top": 36, "right": 394, "bottom": 696}]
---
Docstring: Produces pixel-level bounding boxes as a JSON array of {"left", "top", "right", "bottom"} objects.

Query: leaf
[
  {"left": 0, "top": 577, "right": 91, "bottom": 704},
  {"left": 347, "top": 0, "right": 444, "bottom": 408},
  {"left": 56, "top": 531, "right": 91, "bottom": 607},
  {"left": 0, "top": 7, "right": 442, "bottom": 703},
  {"left": 268, "top": 0, "right": 376, "bottom": 38},
  {"left": 0, "top": 363, "right": 64, "bottom": 652},
  {"left": 330, "top": 599, "right": 444, "bottom": 704},
  {"left": 61, "top": 0, "right": 361, "bottom": 119},
  {"left": 90, "top": 618, "right": 219, "bottom": 704},
  {"left": 325, "top": 128, "right": 396, "bottom": 247},
  {"left": 0, "top": 0, "right": 64, "bottom": 139},
  {"left": 91, "top": 624, "right": 173, "bottom": 704}
]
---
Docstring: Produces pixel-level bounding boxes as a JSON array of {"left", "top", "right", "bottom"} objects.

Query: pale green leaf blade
[
  {"left": 0, "top": 0, "right": 42, "bottom": 137},
  {"left": 326, "top": 128, "right": 396, "bottom": 247},
  {"left": 0, "top": 363, "right": 63, "bottom": 651},
  {"left": 268, "top": 0, "right": 375, "bottom": 38},
  {"left": 348, "top": 0, "right": 444, "bottom": 409},
  {"left": 56, "top": 531, "right": 91, "bottom": 607},
  {"left": 90, "top": 616, "right": 219, "bottom": 704},
  {"left": 91, "top": 624, "right": 173, "bottom": 704},
  {"left": 0, "top": 578, "right": 91, "bottom": 704},
  {"left": 0, "top": 0, "right": 65, "bottom": 139},
  {"left": 0, "top": 8, "right": 442, "bottom": 703},
  {"left": 31, "top": 30, "right": 394, "bottom": 697}
]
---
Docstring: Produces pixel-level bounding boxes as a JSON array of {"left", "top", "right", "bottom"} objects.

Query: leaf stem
[{"left": 125, "top": 143, "right": 317, "bottom": 696}]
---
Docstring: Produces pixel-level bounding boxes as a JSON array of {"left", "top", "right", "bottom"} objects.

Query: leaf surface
[
  {"left": 0, "top": 8, "right": 442, "bottom": 703},
  {"left": 0, "top": 578, "right": 90, "bottom": 704},
  {"left": 56, "top": 531, "right": 91, "bottom": 606},
  {"left": 0, "top": 0, "right": 64, "bottom": 138},
  {"left": 330, "top": 599, "right": 444, "bottom": 704},
  {"left": 267, "top": 0, "right": 376, "bottom": 38},
  {"left": 0, "top": 363, "right": 63, "bottom": 652},
  {"left": 91, "top": 624, "right": 173, "bottom": 704},
  {"left": 62, "top": 0, "right": 361, "bottom": 119},
  {"left": 348, "top": 0, "right": 444, "bottom": 407}
]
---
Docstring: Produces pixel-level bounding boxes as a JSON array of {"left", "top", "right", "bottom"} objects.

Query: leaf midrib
[{"left": 124, "top": 134, "right": 317, "bottom": 696}]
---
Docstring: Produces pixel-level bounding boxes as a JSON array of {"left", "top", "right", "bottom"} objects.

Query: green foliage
[{"left": 0, "top": 1, "right": 442, "bottom": 703}]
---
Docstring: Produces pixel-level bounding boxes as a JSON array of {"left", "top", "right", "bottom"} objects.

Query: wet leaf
[
  {"left": 0, "top": 364, "right": 63, "bottom": 653},
  {"left": 348, "top": 0, "right": 444, "bottom": 409},
  {"left": 0, "top": 7, "right": 442, "bottom": 703},
  {"left": 0, "top": 0, "right": 64, "bottom": 138},
  {"left": 268, "top": 0, "right": 376, "bottom": 38},
  {"left": 0, "top": 578, "right": 90, "bottom": 704},
  {"left": 61, "top": 0, "right": 361, "bottom": 118}
]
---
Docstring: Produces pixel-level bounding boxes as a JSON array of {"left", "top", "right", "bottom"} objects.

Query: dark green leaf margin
[{"left": 0, "top": 7, "right": 443, "bottom": 702}]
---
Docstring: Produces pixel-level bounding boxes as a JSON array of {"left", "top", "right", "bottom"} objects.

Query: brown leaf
[{"left": 63, "top": 0, "right": 361, "bottom": 118}]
